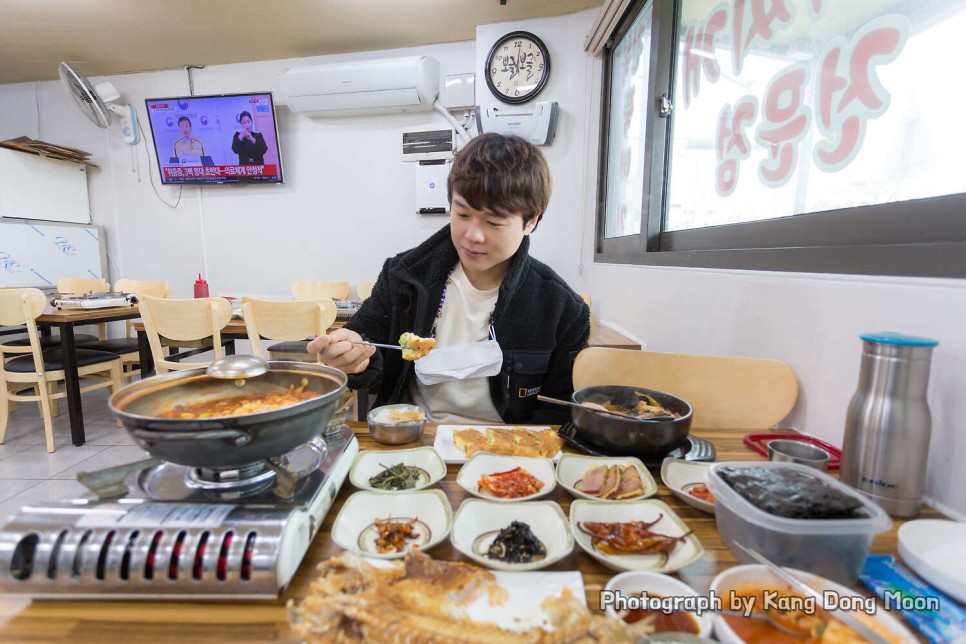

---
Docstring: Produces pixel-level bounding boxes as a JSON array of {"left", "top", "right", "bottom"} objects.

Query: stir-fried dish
[
  {"left": 399, "top": 332, "right": 435, "bottom": 360},
  {"left": 486, "top": 521, "right": 547, "bottom": 564},
  {"left": 373, "top": 517, "right": 421, "bottom": 553},
  {"left": 583, "top": 391, "right": 681, "bottom": 420},
  {"left": 162, "top": 383, "right": 318, "bottom": 418},
  {"left": 478, "top": 467, "right": 544, "bottom": 499}
]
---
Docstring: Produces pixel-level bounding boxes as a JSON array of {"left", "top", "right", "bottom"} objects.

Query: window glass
[
  {"left": 666, "top": 0, "right": 966, "bottom": 232},
  {"left": 603, "top": 3, "right": 654, "bottom": 239}
]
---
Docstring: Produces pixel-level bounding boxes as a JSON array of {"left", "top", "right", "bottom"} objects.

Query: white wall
[{"left": 2, "top": 8, "right": 962, "bottom": 518}]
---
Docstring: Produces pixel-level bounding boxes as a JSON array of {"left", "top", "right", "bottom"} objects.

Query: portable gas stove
[
  {"left": 50, "top": 292, "right": 138, "bottom": 310},
  {"left": 0, "top": 425, "right": 358, "bottom": 600}
]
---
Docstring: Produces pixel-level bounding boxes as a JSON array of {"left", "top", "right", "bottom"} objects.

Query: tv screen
[{"left": 144, "top": 92, "right": 283, "bottom": 185}]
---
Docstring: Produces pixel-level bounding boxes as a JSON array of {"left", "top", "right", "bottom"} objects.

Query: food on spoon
[
  {"left": 718, "top": 466, "right": 864, "bottom": 519},
  {"left": 686, "top": 483, "right": 715, "bottom": 503},
  {"left": 452, "top": 427, "right": 562, "bottom": 458},
  {"left": 477, "top": 467, "right": 544, "bottom": 499},
  {"left": 368, "top": 463, "right": 428, "bottom": 490},
  {"left": 372, "top": 517, "right": 421, "bottom": 553},
  {"left": 399, "top": 332, "right": 436, "bottom": 360},
  {"left": 162, "top": 383, "right": 318, "bottom": 418},
  {"left": 486, "top": 521, "right": 547, "bottom": 564},
  {"left": 574, "top": 464, "right": 645, "bottom": 499},
  {"left": 577, "top": 516, "right": 692, "bottom": 558}
]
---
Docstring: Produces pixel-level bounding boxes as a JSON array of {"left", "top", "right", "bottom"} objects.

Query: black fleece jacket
[{"left": 345, "top": 225, "right": 590, "bottom": 424}]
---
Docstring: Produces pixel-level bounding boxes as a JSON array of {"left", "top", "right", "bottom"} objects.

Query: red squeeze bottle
[{"left": 194, "top": 274, "right": 209, "bottom": 298}]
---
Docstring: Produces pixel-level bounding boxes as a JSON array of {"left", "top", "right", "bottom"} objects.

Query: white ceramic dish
[
  {"left": 660, "top": 458, "right": 715, "bottom": 514},
  {"left": 898, "top": 519, "right": 966, "bottom": 605},
  {"left": 349, "top": 446, "right": 446, "bottom": 492},
  {"left": 603, "top": 570, "right": 713, "bottom": 638},
  {"left": 330, "top": 489, "right": 452, "bottom": 559},
  {"left": 456, "top": 452, "right": 556, "bottom": 501},
  {"left": 556, "top": 453, "right": 656, "bottom": 501},
  {"left": 450, "top": 498, "right": 573, "bottom": 571},
  {"left": 709, "top": 564, "right": 917, "bottom": 643},
  {"left": 570, "top": 499, "right": 703, "bottom": 573},
  {"left": 433, "top": 425, "right": 558, "bottom": 464}
]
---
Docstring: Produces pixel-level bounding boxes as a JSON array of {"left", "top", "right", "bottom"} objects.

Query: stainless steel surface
[
  {"left": 570, "top": 385, "right": 692, "bottom": 460},
  {"left": 767, "top": 439, "right": 830, "bottom": 471},
  {"left": 732, "top": 542, "right": 889, "bottom": 644},
  {"left": 109, "top": 361, "right": 347, "bottom": 468},
  {"left": 367, "top": 404, "right": 425, "bottom": 445},
  {"left": 77, "top": 458, "right": 161, "bottom": 499},
  {"left": 841, "top": 340, "right": 936, "bottom": 517},
  {"left": 205, "top": 354, "right": 269, "bottom": 379},
  {"left": 352, "top": 340, "right": 403, "bottom": 351},
  {"left": 0, "top": 426, "right": 358, "bottom": 599}
]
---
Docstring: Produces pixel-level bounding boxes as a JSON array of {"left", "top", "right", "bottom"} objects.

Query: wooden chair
[
  {"left": 0, "top": 288, "right": 123, "bottom": 452},
  {"left": 138, "top": 296, "right": 233, "bottom": 374},
  {"left": 572, "top": 347, "right": 798, "bottom": 429},
  {"left": 242, "top": 297, "right": 337, "bottom": 359},
  {"left": 83, "top": 279, "right": 171, "bottom": 380},
  {"left": 291, "top": 280, "right": 350, "bottom": 301},
  {"left": 357, "top": 281, "right": 375, "bottom": 300}
]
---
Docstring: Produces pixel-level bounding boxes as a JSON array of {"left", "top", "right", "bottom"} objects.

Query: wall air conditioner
[{"left": 278, "top": 56, "right": 440, "bottom": 117}]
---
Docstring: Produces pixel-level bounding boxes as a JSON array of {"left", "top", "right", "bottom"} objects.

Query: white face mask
[{"left": 414, "top": 328, "right": 503, "bottom": 386}]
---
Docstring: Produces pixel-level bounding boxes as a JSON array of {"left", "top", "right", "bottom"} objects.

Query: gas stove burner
[
  {"left": 556, "top": 422, "right": 716, "bottom": 468},
  {"left": 187, "top": 462, "right": 275, "bottom": 489}
]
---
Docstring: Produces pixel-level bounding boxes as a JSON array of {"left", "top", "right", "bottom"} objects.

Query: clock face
[{"left": 485, "top": 31, "right": 550, "bottom": 105}]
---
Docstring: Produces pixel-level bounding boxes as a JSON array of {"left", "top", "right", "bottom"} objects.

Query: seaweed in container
[
  {"left": 486, "top": 521, "right": 547, "bottom": 564},
  {"left": 718, "top": 466, "right": 865, "bottom": 519}
]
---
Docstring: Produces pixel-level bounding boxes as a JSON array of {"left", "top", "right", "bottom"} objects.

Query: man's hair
[
  {"left": 178, "top": 116, "right": 191, "bottom": 126},
  {"left": 448, "top": 133, "right": 551, "bottom": 230},
  {"left": 239, "top": 111, "right": 253, "bottom": 123}
]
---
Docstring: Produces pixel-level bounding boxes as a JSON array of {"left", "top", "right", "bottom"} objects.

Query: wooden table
[
  {"left": 0, "top": 424, "right": 940, "bottom": 642},
  {"left": 35, "top": 304, "right": 141, "bottom": 446}
]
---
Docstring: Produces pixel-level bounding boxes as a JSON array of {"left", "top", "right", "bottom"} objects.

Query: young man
[{"left": 308, "top": 133, "right": 590, "bottom": 423}]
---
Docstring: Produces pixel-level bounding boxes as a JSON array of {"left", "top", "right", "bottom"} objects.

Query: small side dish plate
[
  {"left": 660, "top": 457, "right": 715, "bottom": 514},
  {"left": 555, "top": 453, "right": 656, "bottom": 501},
  {"left": 349, "top": 446, "right": 446, "bottom": 492},
  {"left": 433, "top": 425, "right": 557, "bottom": 464},
  {"left": 456, "top": 452, "right": 556, "bottom": 502},
  {"left": 450, "top": 498, "right": 573, "bottom": 571},
  {"left": 570, "top": 499, "right": 703, "bottom": 573},
  {"left": 331, "top": 489, "right": 452, "bottom": 559}
]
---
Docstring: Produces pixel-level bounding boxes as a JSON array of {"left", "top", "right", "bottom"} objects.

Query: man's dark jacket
[{"left": 345, "top": 225, "right": 590, "bottom": 424}]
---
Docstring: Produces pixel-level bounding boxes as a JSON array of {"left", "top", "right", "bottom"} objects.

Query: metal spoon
[
  {"left": 205, "top": 354, "right": 269, "bottom": 379},
  {"left": 536, "top": 395, "right": 675, "bottom": 420}
]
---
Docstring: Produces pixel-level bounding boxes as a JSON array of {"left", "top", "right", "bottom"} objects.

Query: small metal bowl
[
  {"left": 367, "top": 404, "right": 426, "bottom": 445},
  {"left": 767, "top": 439, "right": 830, "bottom": 471}
]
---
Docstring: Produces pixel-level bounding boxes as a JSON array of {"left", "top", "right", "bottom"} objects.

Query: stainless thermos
[{"left": 841, "top": 332, "right": 938, "bottom": 517}]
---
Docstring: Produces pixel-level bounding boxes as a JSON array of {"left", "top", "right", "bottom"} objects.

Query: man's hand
[{"left": 307, "top": 328, "right": 375, "bottom": 375}]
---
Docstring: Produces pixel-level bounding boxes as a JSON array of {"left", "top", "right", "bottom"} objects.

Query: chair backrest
[
  {"left": 139, "top": 296, "right": 233, "bottom": 373},
  {"left": 291, "top": 280, "right": 350, "bottom": 301},
  {"left": 577, "top": 292, "right": 592, "bottom": 308},
  {"left": 572, "top": 347, "right": 798, "bottom": 430},
  {"left": 357, "top": 281, "right": 375, "bottom": 300},
  {"left": 241, "top": 298, "right": 337, "bottom": 358},
  {"left": 0, "top": 288, "right": 50, "bottom": 372},
  {"left": 114, "top": 279, "right": 171, "bottom": 298},
  {"left": 57, "top": 277, "right": 109, "bottom": 295}
]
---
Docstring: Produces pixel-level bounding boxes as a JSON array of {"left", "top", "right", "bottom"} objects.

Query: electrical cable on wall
[
  {"left": 136, "top": 117, "right": 183, "bottom": 209},
  {"left": 433, "top": 100, "right": 472, "bottom": 147}
]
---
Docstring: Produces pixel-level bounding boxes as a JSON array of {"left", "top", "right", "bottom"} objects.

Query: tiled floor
[{"left": 0, "top": 386, "right": 148, "bottom": 525}]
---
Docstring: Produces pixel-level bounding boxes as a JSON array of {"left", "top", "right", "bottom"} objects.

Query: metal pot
[
  {"left": 570, "top": 385, "right": 692, "bottom": 459},
  {"left": 109, "top": 361, "right": 347, "bottom": 468}
]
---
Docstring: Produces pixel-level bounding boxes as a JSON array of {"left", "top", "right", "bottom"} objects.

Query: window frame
[{"left": 594, "top": 0, "right": 966, "bottom": 279}]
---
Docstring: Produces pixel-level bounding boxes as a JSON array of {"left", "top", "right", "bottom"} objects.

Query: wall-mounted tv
[{"left": 144, "top": 92, "right": 283, "bottom": 185}]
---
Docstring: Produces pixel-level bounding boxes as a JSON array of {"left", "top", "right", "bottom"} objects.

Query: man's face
[
  {"left": 178, "top": 120, "right": 191, "bottom": 139},
  {"left": 449, "top": 192, "right": 532, "bottom": 289}
]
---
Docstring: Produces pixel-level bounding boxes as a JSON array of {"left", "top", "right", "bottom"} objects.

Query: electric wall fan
[{"left": 58, "top": 62, "right": 139, "bottom": 144}]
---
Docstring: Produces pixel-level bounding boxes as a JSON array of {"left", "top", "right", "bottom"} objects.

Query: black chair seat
[
  {"left": 5, "top": 349, "right": 121, "bottom": 373},
  {"left": 83, "top": 337, "right": 140, "bottom": 354},
  {"left": 268, "top": 340, "right": 312, "bottom": 354},
  {"left": 6, "top": 333, "right": 101, "bottom": 348}
]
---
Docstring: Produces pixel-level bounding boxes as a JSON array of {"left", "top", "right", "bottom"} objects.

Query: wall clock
[{"left": 484, "top": 31, "right": 551, "bottom": 105}]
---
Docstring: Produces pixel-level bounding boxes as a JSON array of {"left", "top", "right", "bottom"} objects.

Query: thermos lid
[{"left": 860, "top": 331, "right": 938, "bottom": 347}]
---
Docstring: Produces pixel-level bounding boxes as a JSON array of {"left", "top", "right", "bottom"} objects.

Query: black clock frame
[{"left": 484, "top": 30, "right": 551, "bottom": 105}]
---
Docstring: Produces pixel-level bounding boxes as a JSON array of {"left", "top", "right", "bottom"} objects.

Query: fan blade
[{"left": 58, "top": 62, "right": 111, "bottom": 128}]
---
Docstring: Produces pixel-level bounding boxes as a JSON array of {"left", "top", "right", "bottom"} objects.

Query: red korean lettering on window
[
  {"left": 715, "top": 97, "right": 758, "bottom": 196},
  {"left": 731, "top": 0, "right": 794, "bottom": 75},
  {"left": 756, "top": 62, "right": 811, "bottom": 186},
  {"left": 682, "top": 7, "right": 728, "bottom": 109}
]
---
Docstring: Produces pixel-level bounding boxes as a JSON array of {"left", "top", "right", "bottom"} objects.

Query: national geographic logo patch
[{"left": 518, "top": 386, "right": 541, "bottom": 398}]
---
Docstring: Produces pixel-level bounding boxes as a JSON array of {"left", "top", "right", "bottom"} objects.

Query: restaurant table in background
[
  {"left": 35, "top": 304, "right": 141, "bottom": 447},
  {"left": 0, "top": 423, "right": 941, "bottom": 641}
]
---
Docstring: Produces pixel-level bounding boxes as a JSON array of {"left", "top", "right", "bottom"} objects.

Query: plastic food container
[{"left": 706, "top": 461, "right": 891, "bottom": 585}]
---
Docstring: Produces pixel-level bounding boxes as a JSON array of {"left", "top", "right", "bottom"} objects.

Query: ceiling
[{"left": 0, "top": 0, "right": 604, "bottom": 85}]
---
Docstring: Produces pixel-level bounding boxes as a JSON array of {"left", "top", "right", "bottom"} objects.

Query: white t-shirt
[{"left": 409, "top": 263, "right": 502, "bottom": 423}]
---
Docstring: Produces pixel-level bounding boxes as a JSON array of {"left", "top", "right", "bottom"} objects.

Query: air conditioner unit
[{"left": 278, "top": 56, "right": 440, "bottom": 117}]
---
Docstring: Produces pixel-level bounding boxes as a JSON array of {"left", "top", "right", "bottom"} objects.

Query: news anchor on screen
[
  {"left": 172, "top": 116, "right": 207, "bottom": 159},
  {"left": 231, "top": 111, "right": 268, "bottom": 164}
]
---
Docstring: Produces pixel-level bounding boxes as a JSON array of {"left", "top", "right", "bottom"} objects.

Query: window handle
[{"left": 659, "top": 94, "right": 673, "bottom": 117}]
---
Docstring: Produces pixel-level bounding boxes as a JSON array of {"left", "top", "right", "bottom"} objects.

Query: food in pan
[
  {"left": 577, "top": 516, "right": 692, "bottom": 559},
  {"left": 368, "top": 463, "right": 428, "bottom": 490},
  {"left": 372, "top": 517, "right": 421, "bottom": 553},
  {"left": 289, "top": 550, "right": 656, "bottom": 642},
  {"left": 485, "top": 521, "right": 547, "bottom": 564},
  {"left": 477, "top": 467, "right": 544, "bottom": 499},
  {"left": 685, "top": 483, "right": 715, "bottom": 504},
  {"left": 574, "top": 463, "right": 644, "bottom": 499},
  {"left": 583, "top": 390, "right": 681, "bottom": 420},
  {"left": 161, "top": 383, "right": 319, "bottom": 418},
  {"left": 717, "top": 466, "right": 865, "bottom": 519},
  {"left": 453, "top": 427, "right": 562, "bottom": 458},
  {"left": 399, "top": 332, "right": 436, "bottom": 360}
]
